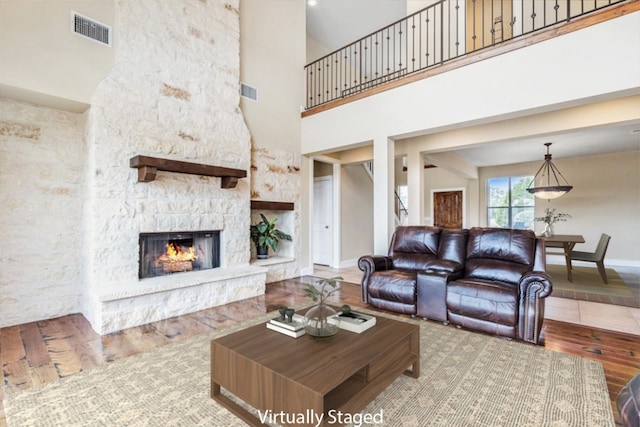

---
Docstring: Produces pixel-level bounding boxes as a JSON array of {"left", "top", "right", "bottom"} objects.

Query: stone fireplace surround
[
  {"left": 77, "top": 0, "right": 302, "bottom": 335},
  {"left": 0, "top": 1, "right": 301, "bottom": 334}
]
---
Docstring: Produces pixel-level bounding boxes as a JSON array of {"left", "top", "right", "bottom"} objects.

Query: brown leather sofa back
[
  {"left": 437, "top": 228, "right": 468, "bottom": 270},
  {"left": 465, "top": 227, "right": 537, "bottom": 285},
  {"left": 389, "top": 226, "right": 441, "bottom": 270}
]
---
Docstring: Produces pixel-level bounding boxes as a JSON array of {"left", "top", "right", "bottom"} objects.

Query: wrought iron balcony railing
[{"left": 305, "top": 0, "right": 626, "bottom": 110}]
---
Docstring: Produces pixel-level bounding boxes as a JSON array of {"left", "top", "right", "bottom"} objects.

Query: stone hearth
[{"left": 86, "top": 265, "right": 266, "bottom": 334}]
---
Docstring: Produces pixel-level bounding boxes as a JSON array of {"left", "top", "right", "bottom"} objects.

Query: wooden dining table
[{"left": 542, "top": 234, "right": 585, "bottom": 282}]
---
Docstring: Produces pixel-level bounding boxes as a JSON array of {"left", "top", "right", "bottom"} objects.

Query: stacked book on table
[{"left": 266, "top": 314, "right": 306, "bottom": 338}]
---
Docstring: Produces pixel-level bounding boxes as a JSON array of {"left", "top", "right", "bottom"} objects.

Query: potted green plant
[
  {"left": 250, "top": 213, "right": 292, "bottom": 259},
  {"left": 535, "top": 208, "right": 571, "bottom": 237}
]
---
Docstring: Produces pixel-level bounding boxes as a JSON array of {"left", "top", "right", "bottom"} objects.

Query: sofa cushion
[
  {"left": 446, "top": 278, "right": 518, "bottom": 327},
  {"left": 367, "top": 270, "right": 417, "bottom": 305},
  {"left": 390, "top": 226, "right": 441, "bottom": 270},
  {"left": 465, "top": 228, "right": 537, "bottom": 284},
  {"left": 467, "top": 227, "right": 536, "bottom": 265},
  {"left": 438, "top": 228, "right": 468, "bottom": 265},
  {"left": 465, "top": 259, "right": 531, "bottom": 285}
]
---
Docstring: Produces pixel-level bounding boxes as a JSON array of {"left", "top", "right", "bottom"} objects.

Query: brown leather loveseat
[{"left": 358, "top": 226, "right": 552, "bottom": 344}]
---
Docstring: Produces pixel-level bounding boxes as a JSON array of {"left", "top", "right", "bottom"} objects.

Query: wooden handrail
[{"left": 130, "top": 155, "right": 247, "bottom": 188}]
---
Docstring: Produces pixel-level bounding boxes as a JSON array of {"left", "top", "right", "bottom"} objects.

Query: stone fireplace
[
  {"left": 0, "top": 1, "right": 300, "bottom": 333},
  {"left": 78, "top": 0, "right": 268, "bottom": 334}
]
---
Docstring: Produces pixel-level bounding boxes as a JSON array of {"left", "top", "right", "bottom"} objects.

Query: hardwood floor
[{"left": 1, "top": 277, "right": 638, "bottom": 426}]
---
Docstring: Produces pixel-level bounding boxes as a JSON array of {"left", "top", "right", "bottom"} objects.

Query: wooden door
[
  {"left": 433, "top": 190, "right": 463, "bottom": 229},
  {"left": 466, "top": 0, "right": 513, "bottom": 52}
]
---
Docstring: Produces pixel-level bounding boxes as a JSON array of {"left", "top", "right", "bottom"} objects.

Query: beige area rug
[
  {"left": 548, "top": 264, "right": 639, "bottom": 307},
  {"left": 548, "top": 264, "right": 633, "bottom": 296},
  {"left": 4, "top": 308, "right": 615, "bottom": 427}
]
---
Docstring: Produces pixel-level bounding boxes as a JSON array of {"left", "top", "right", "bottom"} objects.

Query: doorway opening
[{"left": 313, "top": 160, "right": 334, "bottom": 266}]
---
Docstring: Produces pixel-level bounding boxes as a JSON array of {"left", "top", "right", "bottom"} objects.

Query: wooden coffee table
[{"left": 211, "top": 310, "right": 420, "bottom": 427}]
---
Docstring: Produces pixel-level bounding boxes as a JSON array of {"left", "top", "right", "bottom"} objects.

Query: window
[{"left": 487, "top": 176, "right": 534, "bottom": 230}]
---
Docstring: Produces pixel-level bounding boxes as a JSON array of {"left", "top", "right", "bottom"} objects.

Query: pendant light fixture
[{"left": 526, "top": 142, "right": 573, "bottom": 200}]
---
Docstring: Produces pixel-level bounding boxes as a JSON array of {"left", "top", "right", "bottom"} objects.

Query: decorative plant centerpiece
[
  {"left": 535, "top": 208, "right": 571, "bottom": 237},
  {"left": 250, "top": 214, "right": 292, "bottom": 259},
  {"left": 302, "top": 276, "right": 342, "bottom": 338}
]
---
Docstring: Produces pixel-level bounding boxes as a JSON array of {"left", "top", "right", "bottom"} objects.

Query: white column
[
  {"left": 406, "top": 147, "right": 425, "bottom": 225},
  {"left": 299, "top": 155, "right": 313, "bottom": 276},
  {"left": 373, "top": 136, "right": 395, "bottom": 254},
  {"left": 331, "top": 162, "right": 341, "bottom": 268}
]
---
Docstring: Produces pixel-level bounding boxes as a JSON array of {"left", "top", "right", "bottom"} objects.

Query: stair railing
[
  {"left": 363, "top": 161, "right": 408, "bottom": 226},
  {"left": 305, "top": 0, "right": 626, "bottom": 109}
]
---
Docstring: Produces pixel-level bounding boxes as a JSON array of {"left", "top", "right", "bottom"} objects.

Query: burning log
[{"left": 155, "top": 243, "right": 197, "bottom": 273}]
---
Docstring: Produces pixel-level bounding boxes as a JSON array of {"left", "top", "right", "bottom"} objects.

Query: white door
[{"left": 313, "top": 176, "right": 333, "bottom": 265}]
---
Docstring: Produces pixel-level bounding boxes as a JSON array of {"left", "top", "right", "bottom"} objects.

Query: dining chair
[{"left": 568, "top": 233, "right": 611, "bottom": 284}]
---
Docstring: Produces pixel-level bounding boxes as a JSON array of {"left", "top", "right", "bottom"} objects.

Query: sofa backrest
[
  {"left": 438, "top": 228, "right": 468, "bottom": 265},
  {"left": 389, "top": 226, "right": 441, "bottom": 270},
  {"left": 465, "top": 227, "right": 537, "bottom": 284}
]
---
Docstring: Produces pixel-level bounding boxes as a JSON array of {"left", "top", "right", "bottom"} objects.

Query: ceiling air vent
[
  {"left": 71, "top": 11, "right": 111, "bottom": 47},
  {"left": 240, "top": 83, "right": 258, "bottom": 102}
]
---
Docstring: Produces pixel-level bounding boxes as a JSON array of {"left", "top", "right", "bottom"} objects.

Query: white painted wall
[
  {"left": 479, "top": 151, "right": 640, "bottom": 265},
  {"left": 240, "top": 0, "right": 306, "bottom": 154},
  {"left": 0, "top": 0, "right": 114, "bottom": 110},
  {"left": 306, "top": 34, "right": 331, "bottom": 64},
  {"left": 340, "top": 164, "right": 374, "bottom": 262}
]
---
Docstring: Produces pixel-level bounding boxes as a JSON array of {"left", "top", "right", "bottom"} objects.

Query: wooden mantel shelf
[
  {"left": 250, "top": 200, "right": 295, "bottom": 211},
  {"left": 130, "top": 155, "right": 247, "bottom": 188}
]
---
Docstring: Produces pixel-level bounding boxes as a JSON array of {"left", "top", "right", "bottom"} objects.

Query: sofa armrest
[
  {"left": 427, "top": 260, "right": 464, "bottom": 275},
  {"left": 517, "top": 271, "right": 553, "bottom": 344},
  {"left": 618, "top": 373, "right": 640, "bottom": 427},
  {"left": 518, "top": 271, "right": 553, "bottom": 299},
  {"left": 417, "top": 270, "right": 452, "bottom": 322},
  {"left": 358, "top": 255, "right": 393, "bottom": 303},
  {"left": 358, "top": 255, "right": 393, "bottom": 274}
]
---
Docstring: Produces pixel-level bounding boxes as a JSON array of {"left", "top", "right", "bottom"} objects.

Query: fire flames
[
  {"left": 155, "top": 243, "right": 197, "bottom": 272},
  {"left": 159, "top": 243, "right": 197, "bottom": 262}
]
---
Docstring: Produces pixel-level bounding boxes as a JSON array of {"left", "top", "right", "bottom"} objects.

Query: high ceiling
[
  {"left": 305, "top": 1, "right": 640, "bottom": 166},
  {"left": 306, "top": 0, "right": 406, "bottom": 52},
  {"left": 453, "top": 123, "right": 640, "bottom": 167}
]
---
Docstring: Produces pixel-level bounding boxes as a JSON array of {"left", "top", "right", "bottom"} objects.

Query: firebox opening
[{"left": 139, "top": 231, "right": 220, "bottom": 279}]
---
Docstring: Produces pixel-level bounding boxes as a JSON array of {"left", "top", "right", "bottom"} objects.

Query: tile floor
[{"left": 312, "top": 264, "right": 640, "bottom": 336}]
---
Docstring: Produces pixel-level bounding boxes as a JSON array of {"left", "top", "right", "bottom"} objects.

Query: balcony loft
[{"left": 302, "top": 0, "right": 636, "bottom": 117}]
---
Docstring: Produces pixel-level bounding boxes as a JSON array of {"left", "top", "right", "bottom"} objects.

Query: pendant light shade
[{"left": 526, "top": 143, "right": 573, "bottom": 200}]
